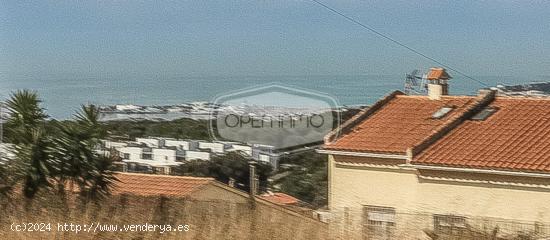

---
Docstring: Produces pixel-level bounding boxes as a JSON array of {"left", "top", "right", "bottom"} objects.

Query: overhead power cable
[{"left": 310, "top": 0, "right": 492, "bottom": 88}]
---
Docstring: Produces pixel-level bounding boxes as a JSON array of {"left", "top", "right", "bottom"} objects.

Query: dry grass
[
  {"left": 0, "top": 193, "right": 328, "bottom": 240},
  {"left": 4, "top": 193, "right": 547, "bottom": 240}
]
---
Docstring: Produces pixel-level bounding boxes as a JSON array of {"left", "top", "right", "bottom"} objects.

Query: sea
[{"left": 1, "top": 74, "right": 547, "bottom": 119}]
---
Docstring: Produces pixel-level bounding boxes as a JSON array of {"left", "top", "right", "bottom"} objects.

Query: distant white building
[
  {"left": 164, "top": 139, "right": 198, "bottom": 151},
  {"left": 117, "top": 146, "right": 143, "bottom": 161},
  {"left": 152, "top": 148, "right": 177, "bottom": 162},
  {"left": 252, "top": 144, "right": 280, "bottom": 168},
  {"left": 185, "top": 151, "right": 211, "bottom": 161},
  {"left": 115, "top": 104, "right": 141, "bottom": 111},
  {"left": 102, "top": 137, "right": 280, "bottom": 174},
  {"left": 101, "top": 140, "right": 128, "bottom": 149},
  {"left": 135, "top": 137, "right": 163, "bottom": 148},
  {"left": 198, "top": 141, "right": 226, "bottom": 153},
  {"left": 226, "top": 144, "right": 253, "bottom": 155}
]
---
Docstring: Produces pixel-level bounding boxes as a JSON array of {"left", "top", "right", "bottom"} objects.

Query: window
[
  {"left": 433, "top": 214, "right": 467, "bottom": 236},
  {"left": 122, "top": 153, "right": 130, "bottom": 159},
  {"left": 432, "top": 106, "right": 454, "bottom": 119},
  {"left": 364, "top": 206, "right": 396, "bottom": 240},
  {"left": 471, "top": 107, "right": 498, "bottom": 121},
  {"left": 141, "top": 153, "right": 153, "bottom": 160}
]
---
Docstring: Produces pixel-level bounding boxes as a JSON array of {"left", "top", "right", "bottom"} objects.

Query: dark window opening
[
  {"left": 472, "top": 107, "right": 498, "bottom": 120},
  {"left": 434, "top": 214, "right": 467, "bottom": 236},
  {"left": 432, "top": 106, "right": 455, "bottom": 119},
  {"left": 363, "top": 206, "right": 396, "bottom": 240}
]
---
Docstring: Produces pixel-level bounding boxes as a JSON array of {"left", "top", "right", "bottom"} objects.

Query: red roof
[
  {"left": 414, "top": 98, "right": 550, "bottom": 173},
  {"left": 325, "top": 95, "right": 477, "bottom": 154},
  {"left": 112, "top": 173, "right": 214, "bottom": 197},
  {"left": 325, "top": 90, "right": 550, "bottom": 173},
  {"left": 260, "top": 192, "right": 299, "bottom": 205}
]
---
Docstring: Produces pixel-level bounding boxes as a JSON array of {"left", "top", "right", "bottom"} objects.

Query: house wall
[
  {"left": 329, "top": 154, "right": 550, "bottom": 237},
  {"left": 164, "top": 139, "right": 191, "bottom": 150},
  {"left": 118, "top": 147, "right": 143, "bottom": 160},
  {"left": 199, "top": 142, "right": 225, "bottom": 153},
  {"left": 230, "top": 145, "right": 253, "bottom": 155},
  {"left": 186, "top": 151, "right": 211, "bottom": 161},
  {"left": 152, "top": 148, "right": 176, "bottom": 162},
  {"left": 135, "top": 138, "right": 161, "bottom": 148},
  {"left": 102, "top": 140, "right": 128, "bottom": 149}
]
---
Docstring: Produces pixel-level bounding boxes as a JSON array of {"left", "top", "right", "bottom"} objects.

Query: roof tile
[
  {"left": 325, "top": 95, "right": 476, "bottom": 154},
  {"left": 112, "top": 173, "right": 215, "bottom": 197},
  {"left": 414, "top": 98, "right": 550, "bottom": 173}
]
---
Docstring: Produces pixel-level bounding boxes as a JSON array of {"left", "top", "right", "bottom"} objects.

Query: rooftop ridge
[
  {"left": 494, "top": 95, "right": 550, "bottom": 100},
  {"left": 395, "top": 95, "right": 474, "bottom": 99},
  {"left": 114, "top": 172, "right": 215, "bottom": 181},
  {"left": 407, "top": 89, "right": 497, "bottom": 160}
]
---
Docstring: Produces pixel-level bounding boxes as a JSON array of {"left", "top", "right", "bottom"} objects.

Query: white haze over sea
[{"left": 0, "top": 74, "right": 547, "bottom": 119}]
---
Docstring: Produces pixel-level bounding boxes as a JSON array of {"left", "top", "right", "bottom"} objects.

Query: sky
[{"left": 1, "top": 0, "right": 549, "bottom": 78}]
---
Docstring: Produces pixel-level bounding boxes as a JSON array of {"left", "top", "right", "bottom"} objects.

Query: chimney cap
[{"left": 427, "top": 67, "right": 452, "bottom": 81}]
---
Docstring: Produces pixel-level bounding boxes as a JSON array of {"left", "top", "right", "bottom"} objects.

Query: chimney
[
  {"left": 228, "top": 178, "right": 236, "bottom": 188},
  {"left": 248, "top": 160, "right": 257, "bottom": 197},
  {"left": 426, "top": 67, "right": 452, "bottom": 100}
]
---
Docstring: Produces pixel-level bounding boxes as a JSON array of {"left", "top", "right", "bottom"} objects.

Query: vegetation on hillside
[
  {"left": 102, "top": 118, "right": 210, "bottom": 141},
  {"left": 1, "top": 90, "right": 350, "bottom": 208},
  {"left": 0, "top": 90, "right": 116, "bottom": 201},
  {"left": 174, "top": 152, "right": 272, "bottom": 193},
  {"left": 273, "top": 151, "right": 328, "bottom": 208}
]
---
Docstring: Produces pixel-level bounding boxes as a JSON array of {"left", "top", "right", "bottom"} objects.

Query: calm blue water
[{"left": 0, "top": 73, "right": 547, "bottom": 119}]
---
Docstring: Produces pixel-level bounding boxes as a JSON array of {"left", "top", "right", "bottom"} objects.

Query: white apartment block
[
  {"left": 105, "top": 137, "right": 279, "bottom": 174},
  {"left": 185, "top": 151, "right": 211, "bottom": 161},
  {"left": 198, "top": 142, "right": 226, "bottom": 153}
]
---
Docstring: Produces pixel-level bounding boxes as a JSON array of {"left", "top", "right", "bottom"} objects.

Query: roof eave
[
  {"left": 316, "top": 149, "right": 408, "bottom": 160},
  {"left": 409, "top": 164, "right": 550, "bottom": 179}
]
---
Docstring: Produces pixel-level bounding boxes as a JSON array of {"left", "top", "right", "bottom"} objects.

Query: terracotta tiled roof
[
  {"left": 324, "top": 95, "right": 477, "bottom": 154},
  {"left": 260, "top": 192, "right": 299, "bottom": 205},
  {"left": 112, "top": 173, "right": 215, "bottom": 197},
  {"left": 426, "top": 68, "right": 451, "bottom": 80},
  {"left": 414, "top": 97, "right": 550, "bottom": 173}
]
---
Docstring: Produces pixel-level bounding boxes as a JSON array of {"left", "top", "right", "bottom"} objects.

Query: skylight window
[
  {"left": 432, "top": 107, "right": 454, "bottom": 119},
  {"left": 472, "top": 107, "right": 498, "bottom": 121}
]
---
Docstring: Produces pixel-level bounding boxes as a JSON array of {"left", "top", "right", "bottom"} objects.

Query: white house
[
  {"left": 135, "top": 137, "right": 163, "bottom": 148},
  {"left": 117, "top": 147, "right": 143, "bottom": 161},
  {"left": 320, "top": 69, "right": 550, "bottom": 239},
  {"left": 226, "top": 144, "right": 253, "bottom": 155},
  {"left": 198, "top": 141, "right": 226, "bottom": 153},
  {"left": 152, "top": 148, "right": 177, "bottom": 162},
  {"left": 164, "top": 139, "right": 198, "bottom": 151},
  {"left": 101, "top": 140, "right": 128, "bottom": 149},
  {"left": 185, "top": 151, "right": 211, "bottom": 161}
]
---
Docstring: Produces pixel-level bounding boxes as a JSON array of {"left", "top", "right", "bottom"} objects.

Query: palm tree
[
  {"left": 4, "top": 90, "right": 54, "bottom": 198},
  {"left": 81, "top": 154, "right": 117, "bottom": 201},
  {"left": 75, "top": 104, "right": 107, "bottom": 139},
  {"left": 51, "top": 105, "right": 116, "bottom": 201},
  {"left": 16, "top": 129, "right": 54, "bottom": 198},
  {"left": 0, "top": 157, "right": 13, "bottom": 200},
  {"left": 4, "top": 91, "right": 115, "bottom": 201},
  {"left": 4, "top": 90, "right": 48, "bottom": 144},
  {"left": 75, "top": 104, "right": 116, "bottom": 200}
]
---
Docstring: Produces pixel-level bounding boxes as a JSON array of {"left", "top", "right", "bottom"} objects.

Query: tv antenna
[{"left": 404, "top": 69, "right": 427, "bottom": 95}]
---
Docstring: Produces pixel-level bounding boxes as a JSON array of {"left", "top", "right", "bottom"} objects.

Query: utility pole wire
[{"left": 310, "top": 0, "right": 490, "bottom": 88}]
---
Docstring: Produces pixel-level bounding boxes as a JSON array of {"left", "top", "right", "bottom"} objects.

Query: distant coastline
[
  {"left": 98, "top": 102, "right": 366, "bottom": 122},
  {"left": 3, "top": 75, "right": 548, "bottom": 120}
]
